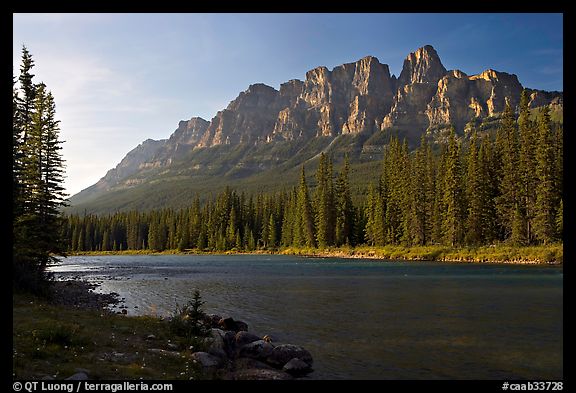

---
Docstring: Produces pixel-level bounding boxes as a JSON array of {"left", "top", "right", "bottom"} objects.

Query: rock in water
[
  {"left": 235, "top": 320, "right": 248, "bottom": 332},
  {"left": 235, "top": 331, "right": 260, "bottom": 349},
  {"left": 266, "top": 344, "right": 313, "bottom": 368},
  {"left": 218, "top": 317, "right": 249, "bottom": 332},
  {"left": 238, "top": 340, "right": 274, "bottom": 360},
  {"left": 218, "top": 317, "right": 237, "bottom": 331},
  {"left": 282, "top": 358, "right": 313, "bottom": 377}
]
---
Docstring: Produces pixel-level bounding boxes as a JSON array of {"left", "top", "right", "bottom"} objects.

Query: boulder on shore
[
  {"left": 267, "top": 344, "right": 313, "bottom": 368},
  {"left": 235, "top": 331, "right": 260, "bottom": 349},
  {"left": 238, "top": 340, "right": 274, "bottom": 361},
  {"left": 282, "top": 357, "right": 313, "bottom": 376},
  {"left": 218, "top": 317, "right": 248, "bottom": 332}
]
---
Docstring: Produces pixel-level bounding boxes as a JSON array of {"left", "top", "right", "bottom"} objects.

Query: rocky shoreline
[
  {"left": 193, "top": 315, "right": 314, "bottom": 379},
  {"left": 47, "top": 279, "right": 314, "bottom": 380},
  {"left": 50, "top": 280, "right": 120, "bottom": 310}
]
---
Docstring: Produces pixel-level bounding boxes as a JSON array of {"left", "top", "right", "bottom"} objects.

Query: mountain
[{"left": 68, "top": 45, "right": 563, "bottom": 214}]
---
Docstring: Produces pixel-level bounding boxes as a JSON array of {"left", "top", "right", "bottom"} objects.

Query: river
[{"left": 50, "top": 254, "right": 563, "bottom": 380}]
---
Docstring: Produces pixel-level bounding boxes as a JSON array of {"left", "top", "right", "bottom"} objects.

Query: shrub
[{"left": 169, "top": 290, "right": 210, "bottom": 341}]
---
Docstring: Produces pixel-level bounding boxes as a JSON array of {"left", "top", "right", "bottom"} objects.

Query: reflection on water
[{"left": 51, "top": 255, "right": 563, "bottom": 380}]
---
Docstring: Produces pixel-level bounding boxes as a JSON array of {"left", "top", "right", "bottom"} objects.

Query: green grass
[
  {"left": 69, "top": 244, "right": 563, "bottom": 264},
  {"left": 301, "top": 244, "right": 563, "bottom": 264},
  {"left": 13, "top": 293, "right": 210, "bottom": 380}
]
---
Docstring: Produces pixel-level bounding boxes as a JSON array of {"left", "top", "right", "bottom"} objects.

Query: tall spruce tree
[
  {"left": 534, "top": 106, "right": 557, "bottom": 244},
  {"left": 13, "top": 48, "right": 67, "bottom": 293},
  {"left": 335, "top": 154, "right": 354, "bottom": 246},
  {"left": 296, "top": 166, "right": 316, "bottom": 248},
  {"left": 465, "top": 132, "right": 484, "bottom": 244},
  {"left": 314, "top": 153, "right": 335, "bottom": 248},
  {"left": 495, "top": 102, "right": 521, "bottom": 241},
  {"left": 442, "top": 128, "right": 465, "bottom": 246},
  {"left": 478, "top": 137, "right": 498, "bottom": 243},
  {"left": 517, "top": 89, "right": 537, "bottom": 243}
]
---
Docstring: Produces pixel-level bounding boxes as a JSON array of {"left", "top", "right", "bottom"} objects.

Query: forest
[{"left": 64, "top": 93, "right": 563, "bottom": 253}]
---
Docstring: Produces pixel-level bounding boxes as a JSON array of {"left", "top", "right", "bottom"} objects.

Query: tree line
[
  {"left": 13, "top": 47, "right": 68, "bottom": 293},
  {"left": 64, "top": 93, "right": 562, "bottom": 252}
]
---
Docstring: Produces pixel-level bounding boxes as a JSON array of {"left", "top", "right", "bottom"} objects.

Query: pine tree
[
  {"left": 478, "top": 137, "right": 498, "bottom": 244},
  {"left": 410, "top": 136, "right": 429, "bottom": 245},
  {"left": 364, "top": 184, "right": 378, "bottom": 246},
  {"left": 442, "top": 128, "right": 465, "bottom": 246},
  {"left": 517, "top": 90, "right": 537, "bottom": 243},
  {"left": 534, "top": 106, "right": 557, "bottom": 244},
  {"left": 280, "top": 189, "right": 295, "bottom": 247},
  {"left": 465, "top": 133, "right": 483, "bottom": 244},
  {"left": 495, "top": 102, "right": 521, "bottom": 241},
  {"left": 335, "top": 154, "right": 354, "bottom": 246},
  {"left": 555, "top": 199, "right": 563, "bottom": 239},
  {"left": 297, "top": 166, "right": 316, "bottom": 248},
  {"left": 13, "top": 48, "right": 68, "bottom": 292},
  {"left": 511, "top": 204, "right": 528, "bottom": 246},
  {"left": 267, "top": 213, "right": 277, "bottom": 249},
  {"left": 314, "top": 153, "right": 331, "bottom": 248}
]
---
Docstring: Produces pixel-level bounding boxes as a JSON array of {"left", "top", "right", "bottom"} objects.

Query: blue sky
[{"left": 13, "top": 13, "right": 563, "bottom": 196}]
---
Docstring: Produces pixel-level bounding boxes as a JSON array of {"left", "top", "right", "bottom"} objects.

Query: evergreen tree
[
  {"left": 517, "top": 89, "right": 537, "bottom": 243},
  {"left": 13, "top": 48, "right": 68, "bottom": 293},
  {"left": 314, "top": 153, "right": 334, "bottom": 248},
  {"left": 364, "top": 184, "right": 378, "bottom": 246},
  {"left": 478, "top": 137, "right": 498, "bottom": 243},
  {"left": 495, "top": 102, "right": 521, "bottom": 240},
  {"left": 296, "top": 166, "right": 316, "bottom": 248},
  {"left": 267, "top": 213, "right": 277, "bottom": 249},
  {"left": 511, "top": 204, "right": 528, "bottom": 246},
  {"left": 465, "top": 133, "right": 484, "bottom": 244},
  {"left": 335, "top": 154, "right": 354, "bottom": 246},
  {"left": 442, "top": 128, "right": 465, "bottom": 246},
  {"left": 555, "top": 199, "right": 563, "bottom": 239},
  {"left": 534, "top": 106, "right": 557, "bottom": 244}
]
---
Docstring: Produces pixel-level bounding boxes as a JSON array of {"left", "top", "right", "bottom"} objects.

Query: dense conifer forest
[{"left": 64, "top": 94, "right": 563, "bottom": 253}]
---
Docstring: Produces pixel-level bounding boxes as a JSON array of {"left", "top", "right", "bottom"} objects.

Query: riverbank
[
  {"left": 13, "top": 281, "right": 313, "bottom": 380},
  {"left": 67, "top": 244, "right": 563, "bottom": 264},
  {"left": 13, "top": 284, "right": 204, "bottom": 380}
]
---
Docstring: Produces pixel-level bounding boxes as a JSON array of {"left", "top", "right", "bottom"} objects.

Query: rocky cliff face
[
  {"left": 269, "top": 55, "right": 396, "bottom": 140},
  {"left": 89, "top": 138, "right": 166, "bottom": 192},
  {"left": 150, "top": 117, "right": 210, "bottom": 165},
  {"left": 71, "top": 45, "right": 563, "bottom": 207},
  {"left": 398, "top": 45, "right": 447, "bottom": 86},
  {"left": 198, "top": 84, "right": 287, "bottom": 147},
  {"left": 150, "top": 45, "right": 560, "bottom": 151}
]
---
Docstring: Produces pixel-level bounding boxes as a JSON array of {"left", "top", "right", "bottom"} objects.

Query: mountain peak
[
  {"left": 398, "top": 45, "right": 447, "bottom": 86},
  {"left": 69, "top": 46, "right": 562, "bottom": 213}
]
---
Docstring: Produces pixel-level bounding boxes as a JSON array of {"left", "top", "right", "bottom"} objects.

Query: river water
[{"left": 50, "top": 255, "right": 563, "bottom": 380}]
